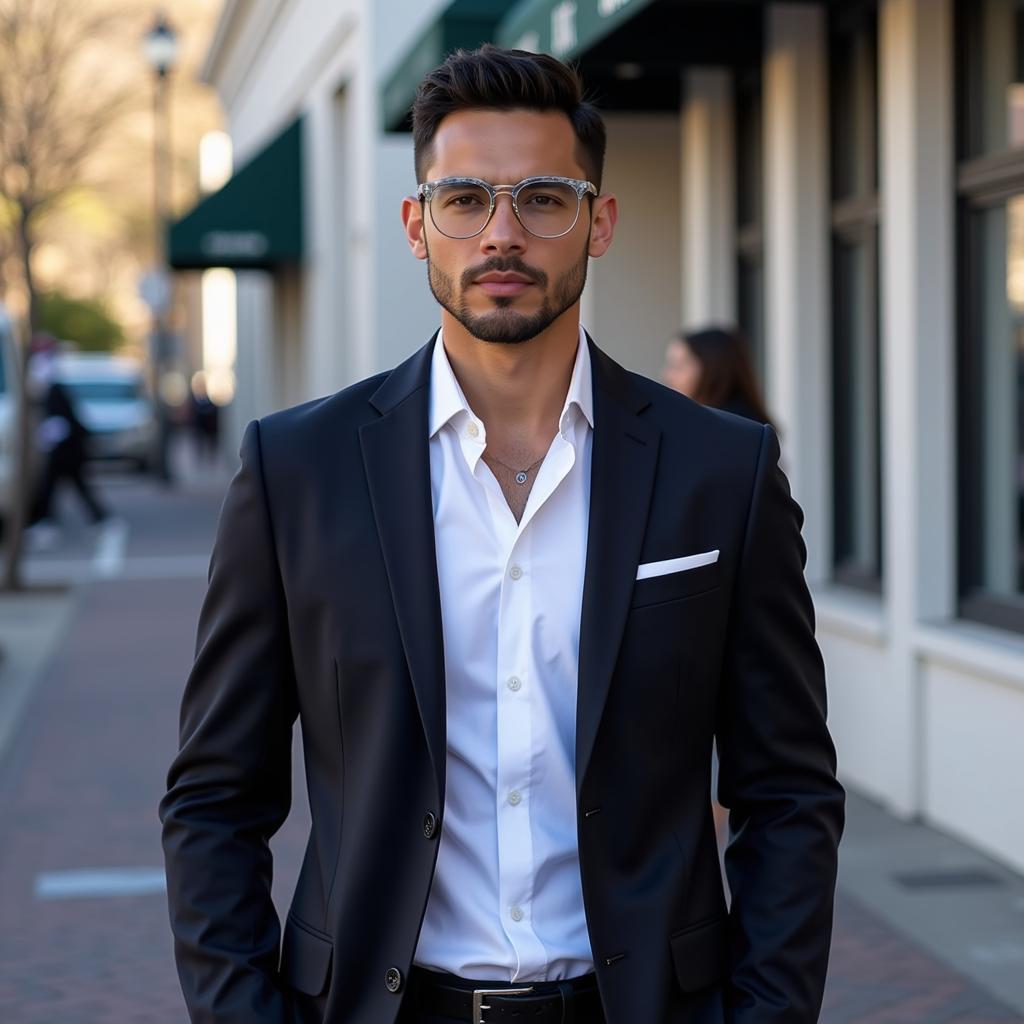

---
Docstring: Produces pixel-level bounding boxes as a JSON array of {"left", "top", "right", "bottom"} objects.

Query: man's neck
[{"left": 439, "top": 309, "right": 581, "bottom": 447}]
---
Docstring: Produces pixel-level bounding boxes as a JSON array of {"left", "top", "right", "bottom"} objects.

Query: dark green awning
[
  {"left": 168, "top": 117, "right": 303, "bottom": 271},
  {"left": 381, "top": 1, "right": 509, "bottom": 131},
  {"left": 495, "top": 0, "right": 656, "bottom": 59}
]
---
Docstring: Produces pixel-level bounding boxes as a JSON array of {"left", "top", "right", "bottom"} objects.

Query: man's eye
[
  {"left": 445, "top": 193, "right": 486, "bottom": 207},
  {"left": 524, "top": 192, "right": 566, "bottom": 207}
]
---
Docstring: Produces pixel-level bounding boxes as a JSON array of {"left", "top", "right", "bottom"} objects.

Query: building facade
[{"left": 177, "top": 0, "right": 1024, "bottom": 874}]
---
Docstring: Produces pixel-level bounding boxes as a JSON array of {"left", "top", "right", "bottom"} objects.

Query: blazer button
[
  {"left": 423, "top": 812, "right": 438, "bottom": 839},
  {"left": 385, "top": 967, "right": 403, "bottom": 993}
]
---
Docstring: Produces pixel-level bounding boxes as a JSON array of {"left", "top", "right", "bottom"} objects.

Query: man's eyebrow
[{"left": 431, "top": 174, "right": 572, "bottom": 183}]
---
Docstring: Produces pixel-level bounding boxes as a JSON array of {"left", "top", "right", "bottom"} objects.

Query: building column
[
  {"left": 348, "top": 28, "right": 379, "bottom": 380},
  {"left": 878, "top": 0, "right": 955, "bottom": 815},
  {"left": 680, "top": 68, "right": 736, "bottom": 328},
  {"left": 763, "top": 3, "right": 831, "bottom": 583},
  {"left": 303, "top": 91, "right": 347, "bottom": 399},
  {"left": 225, "top": 270, "right": 275, "bottom": 456}
]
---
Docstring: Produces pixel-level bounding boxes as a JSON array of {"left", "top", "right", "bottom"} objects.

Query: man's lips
[{"left": 473, "top": 272, "right": 534, "bottom": 297}]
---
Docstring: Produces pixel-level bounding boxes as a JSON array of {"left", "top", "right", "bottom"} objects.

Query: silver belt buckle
[{"left": 472, "top": 985, "right": 534, "bottom": 1024}]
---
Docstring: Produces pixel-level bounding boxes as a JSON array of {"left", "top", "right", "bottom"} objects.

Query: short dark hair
[{"left": 412, "top": 44, "right": 606, "bottom": 190}]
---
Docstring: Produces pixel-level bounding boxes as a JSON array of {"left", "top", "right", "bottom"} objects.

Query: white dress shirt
[{"left": 414, "top": 326, "right": 595, "bottom": 982}]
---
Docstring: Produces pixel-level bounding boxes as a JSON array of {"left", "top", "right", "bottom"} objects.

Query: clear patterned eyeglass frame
[{"left": 416, "top": 175, "right": 598, "bottom": 239}]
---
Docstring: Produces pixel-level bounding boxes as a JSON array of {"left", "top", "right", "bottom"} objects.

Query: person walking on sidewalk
[
  {"left": 161, "top": 45, "right": 844, "bottom": 1024},
  {"left": 26, "top": 333, "right": 109, "bottom": 534}
]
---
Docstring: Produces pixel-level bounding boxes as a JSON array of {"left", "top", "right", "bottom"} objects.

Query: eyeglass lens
[{"left": 429, "top": 181, "right": 582, "bottom": 239}]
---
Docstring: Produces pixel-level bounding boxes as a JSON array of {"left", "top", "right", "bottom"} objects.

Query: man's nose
[{"left": 479, "top": 192, "right": 526, "bottom": 253}]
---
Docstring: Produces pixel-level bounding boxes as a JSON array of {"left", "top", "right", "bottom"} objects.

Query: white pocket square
[{"left": 635, "top": 549, "right": 720, "bottom": 581}]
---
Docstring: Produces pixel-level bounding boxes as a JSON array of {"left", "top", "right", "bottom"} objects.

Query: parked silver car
[
  {"left": 0, "top": 304, "right": 19, "bottom": 526},
  {"left": 52, "top": 354, "right": 157, "bottom": 471}
]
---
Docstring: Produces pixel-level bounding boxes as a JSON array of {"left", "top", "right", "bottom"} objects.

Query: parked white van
[{"left": 52, "top": 353, "right": 157, "bottom": 471}]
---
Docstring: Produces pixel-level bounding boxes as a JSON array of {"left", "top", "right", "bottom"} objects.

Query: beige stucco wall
[{"left": 583, "top": 113, "right": 682, "bottom": 383}]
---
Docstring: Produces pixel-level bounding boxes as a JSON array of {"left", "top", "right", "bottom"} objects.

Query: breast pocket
[{"left": 630, "top": 560, "right": 721, "bottom": 609}]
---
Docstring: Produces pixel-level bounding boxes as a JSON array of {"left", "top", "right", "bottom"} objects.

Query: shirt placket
[
  {"left": 495, "top": 523, "right": 550, "bottom": 979},
  {"left": 456, "top": 409, "right": 582, "bottom": 981}
]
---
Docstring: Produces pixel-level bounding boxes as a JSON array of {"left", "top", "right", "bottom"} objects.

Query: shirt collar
[
  {"left": 428, "top": 330, "right": 471, "bottom": 439},
  {"left": 428, "top": 324, "right": 594, "bottom": 440},
  {"left": 563, "top": 325, "right": 594, "bottom": 432}
]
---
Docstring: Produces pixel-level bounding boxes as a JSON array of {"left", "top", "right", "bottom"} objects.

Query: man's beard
[{"left": 426, "top": 246, "right": 589, "bottom": 344}]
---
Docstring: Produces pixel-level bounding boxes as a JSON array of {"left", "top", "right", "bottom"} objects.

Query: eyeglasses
[{"left": 417, "top": 176, "right": 598, "bottom": 239}]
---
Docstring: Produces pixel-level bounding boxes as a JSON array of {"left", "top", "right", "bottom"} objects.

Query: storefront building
[{"left": 178, "top": 0, "right": 1024, "bottom": 873}]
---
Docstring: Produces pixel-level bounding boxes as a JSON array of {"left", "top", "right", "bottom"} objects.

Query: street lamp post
[{"left": 142, "top": 13, "right": 179, "bottom": 483}]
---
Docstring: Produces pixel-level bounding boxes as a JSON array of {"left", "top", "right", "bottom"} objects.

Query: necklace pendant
[{"left": 515, "top": 471, "right": 528, "bottom": 485}]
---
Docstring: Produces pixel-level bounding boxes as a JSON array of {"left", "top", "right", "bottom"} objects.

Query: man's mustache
[{"left": 460, "top": 257, "right": 549, "bottom": 290}]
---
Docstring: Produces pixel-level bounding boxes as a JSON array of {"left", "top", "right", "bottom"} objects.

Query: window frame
[
  {"left": 955, "top": 0, "right": 1024, "bottom": 634},
  {"left": 828, "top": 0, "right": 884, "bottom": 593}
]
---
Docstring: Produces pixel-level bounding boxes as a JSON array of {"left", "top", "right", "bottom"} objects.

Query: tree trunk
[{"left": 1, "top": 206, "right": 38, "bottom": 591}]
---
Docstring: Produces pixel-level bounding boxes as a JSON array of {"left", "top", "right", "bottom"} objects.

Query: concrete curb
[{"left": 0, "top": 587, "right": 80, "bottom": 767}]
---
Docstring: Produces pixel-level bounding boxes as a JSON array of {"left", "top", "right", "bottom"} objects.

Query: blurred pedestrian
[
  {"left": 662, "top": 325, "right": 774, "bottom": 427},
  {"left": 26, "top": 333, "right": 109, "bottom": 535},
  {"left": 189, "top": 372, "right": 219, "bottom": 463},
  {"left": 663, "top": 325, "right": 776, "bottom": 851}
]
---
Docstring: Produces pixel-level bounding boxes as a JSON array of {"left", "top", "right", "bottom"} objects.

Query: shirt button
[
  {"left": 508, "top": 790, "right": 522, "bottom": 806},
  {"left": 467, "top": 422, "right": 480, "bottom": 438},
  {"left": 507, "top": 676, "right": 522, "bottom": 692},
  {"left": 509, "top": 565, "right": 523, "bottom": 580},
  {"left": 510, "top": 905, "right": 524, "bottom": 922}
]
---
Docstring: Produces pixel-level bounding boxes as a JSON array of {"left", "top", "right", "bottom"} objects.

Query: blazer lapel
[
  {"left": 576, "top": 341, "right": 660, "bottom": 794},
  {"left": 357, "top": 334, "right": 658, "bottom": 801},
  {"left": 359, "top": 336, "right": 446, "bottom": 798}
]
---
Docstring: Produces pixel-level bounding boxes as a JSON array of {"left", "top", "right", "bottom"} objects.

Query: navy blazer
[{"left": 160, "top": 334, "right": 844, "bottom": 1024}]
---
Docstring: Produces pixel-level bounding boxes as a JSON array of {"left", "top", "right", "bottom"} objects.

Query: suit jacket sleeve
[
  {"left": 160, "top": 420, "right": 298, "bottom": 1023},
  {"left": 715, "top": 424, "right": 845, "bottom": 1022}
]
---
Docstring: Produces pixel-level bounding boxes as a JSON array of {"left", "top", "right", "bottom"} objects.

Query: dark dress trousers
[{"left": 160, "top": 334, "right": 845, "bottom": 1024}]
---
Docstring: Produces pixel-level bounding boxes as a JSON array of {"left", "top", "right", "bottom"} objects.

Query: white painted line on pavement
[
  {"left": 92, "top": 517, "right": 129, "bottom": 578},
  {"left": 968, "top": 940, "right": 1024, "bottom": 965},
  {"left": 25, "top": 553, "right": 211, "bottom": 584},
  {"left": 107, "top": 554, "right": 211, "bottom": 580},
  {"left": 34, "top": 867, "right": 167, "bottom": 900}
]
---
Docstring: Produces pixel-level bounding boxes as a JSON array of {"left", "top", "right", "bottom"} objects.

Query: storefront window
[
  {"left": 958, "top": 0, "right": 1024, "bottom": 632},
  {"left": 962, "top": 0, "right": 1024, "bottom": 158},
  {"left": 832, "top": 232, "right": 881, "bottom": 584},
  {"left": 960, "top": 199, "right": 1024, "bottom": 624},
  {"left": 830, "top": 2, "right": 882, "bottom": 590}
]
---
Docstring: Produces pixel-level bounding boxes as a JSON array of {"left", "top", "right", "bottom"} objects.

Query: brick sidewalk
[
  {"left": 0, "top": 570, "right": 1020, "bottom": 1021},
  {"left": 823, "top": 892, "right": 1023, "bottom": 1023},
  {"left": 0, "top": 572, "right": 308, "bottom": 1024},
  {"left": 0, "top": 577, "right": 209, "bottom": 1023}
]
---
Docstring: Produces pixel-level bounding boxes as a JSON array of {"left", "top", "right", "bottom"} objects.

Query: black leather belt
[{"left": 409, "top": 966, "right": 603, "bottom": 1023}]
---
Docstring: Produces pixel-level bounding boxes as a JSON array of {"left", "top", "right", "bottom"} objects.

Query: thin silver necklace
[{"left": 485, "top": 452, "right": 545, "bottom": 484}]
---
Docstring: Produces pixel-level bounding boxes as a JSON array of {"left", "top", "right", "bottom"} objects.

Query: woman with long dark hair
[
  {"left": 662, "top": 325, "right": 777, "bottom": 856},
  {"left": 662, "top": 325, "right": 774, "bottom": 428}
]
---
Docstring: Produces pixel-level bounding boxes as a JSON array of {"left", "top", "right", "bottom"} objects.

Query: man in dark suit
[{"left": 161, "top": 45, "right": 844, "bottom": 1024}]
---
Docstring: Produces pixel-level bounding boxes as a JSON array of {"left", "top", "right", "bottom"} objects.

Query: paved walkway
[
  {"left": 0, "top": 470, "right": 1021, "bottom": 1022},
  {"left": 826, "top": 890, "right": 1021, "bottom": 1022}
]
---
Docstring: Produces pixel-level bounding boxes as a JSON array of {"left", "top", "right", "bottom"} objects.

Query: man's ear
[
  {"left": 402, "top": 196, "right": 428, "bottom": 260},
  {"left": 587, "top": 193, "right": 618, "bottom": 259}
]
